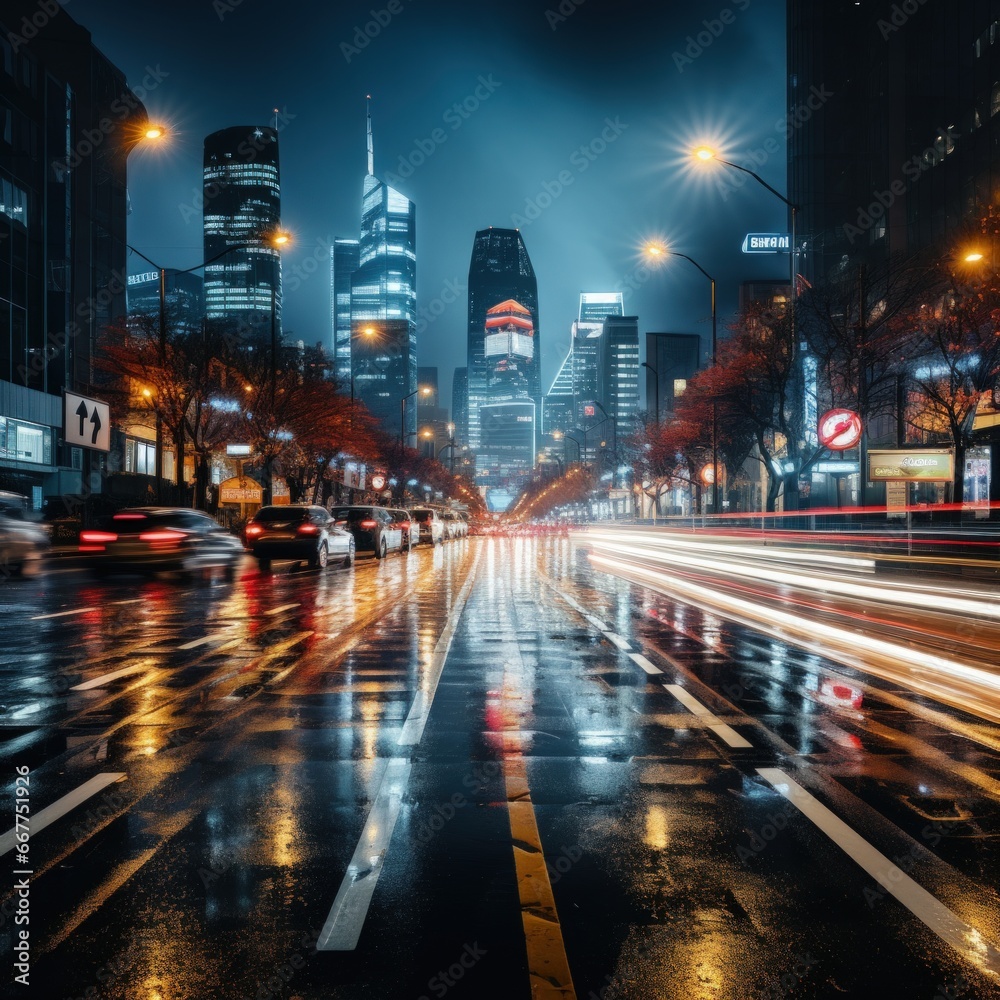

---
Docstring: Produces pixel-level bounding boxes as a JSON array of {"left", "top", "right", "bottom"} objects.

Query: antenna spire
[{"left": 366, "top": 94, "right": 374, "bottom": 176}]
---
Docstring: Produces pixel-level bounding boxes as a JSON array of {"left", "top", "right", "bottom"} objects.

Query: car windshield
[
  {"left": 253, "top": 506, "right": 309, "bottom": 523},
  {"left": 331, "top": 508, "right": 371, "bottom": 521},
  {"left": 411, "top": 510, "right": 431, "bottom": 522}
]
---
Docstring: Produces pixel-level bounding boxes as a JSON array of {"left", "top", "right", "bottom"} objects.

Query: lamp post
[
  {"left": 641, "top": 361, "right": 659, "bottom": 424},
  {"left": 400, "top": 386, "right": 431, "bottom": 450},
  {"left": 693, "top": 146, "right": 799, "bottom": 509},
  {"left": 589, "top": 400, "right": 617, "bottom": 483},
  {"left": 562, "top": 430, "right": 582, "bottom": 466},
  {"left": 644, "top": 243, "right": 719, "bottom": 514},
  {"left": 446, "top": 422, "right": 456, "bottom": 474}
]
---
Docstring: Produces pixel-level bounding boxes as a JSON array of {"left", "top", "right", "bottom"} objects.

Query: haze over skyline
[{"left": 73, "top": 0, "right": 786, "bottom": 410}]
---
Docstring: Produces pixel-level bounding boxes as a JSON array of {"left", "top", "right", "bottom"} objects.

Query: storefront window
[{"left": 0, "top": 416, "right": 52, "bottom": 464}]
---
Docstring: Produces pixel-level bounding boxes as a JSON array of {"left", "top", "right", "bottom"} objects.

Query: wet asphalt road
[{"left": 2, "top": 535, "right": 1000, "bottom": 999}]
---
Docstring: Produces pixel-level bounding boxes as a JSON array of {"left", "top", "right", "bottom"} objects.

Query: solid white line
[
  {"left": 265, "top": 603, "right": 301, "bottom": 616},
  {"left": 628, "top": 652, "right": 663, "bottom": 675},
  {"left": 317, "top": 757, "right": 412, "bottom": 951},
  {"left": 664, "top": 683, "right": 717, "bottom": 719},
  {"left": 30, "top": 607, "right": 97, "bottom": 621},
  {"left": 71, "top": 665, "right": 146, "bottom": 691},
  {"left": 318, "top": 549, "right": 481, "bottom": 951},
  {"left": 111, "top": 599, "right": 143, "bottom": 606},
  {"left": 397, "top": 550, "right": 480, "bottom": 746},
  {"left": 603, "top": 631, "right": 632, "bottom": 651},
  {"left": 709, "top": 723, "right": 753, "bottom": 748},
  {"left": 177, "top": 630, "right": 234, "bottom": 650},
  {"left": 757, "top": 768, "right": 1000, "bottom": 977},
  {"left": 0, "top": 773, "right": 126, "bottom": 856},
  {"left": 584, "top": 614, "right": 609, "bottom": 631}
]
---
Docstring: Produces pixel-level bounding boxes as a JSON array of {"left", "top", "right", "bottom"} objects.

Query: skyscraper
[
  {"left": 645, "top": 333, "right": 701, "bottom": 419},
  {"left": 599, "top": 315, "right": 640, "bottom": 442},
  {"left": 452, "top": 367, "right": 468, "bottom": 447},
  {"left": 330, "top": 238, "right": 360, "bottom": 383},
  {"left": 572, "top": 291, "right": 624, "bottom": 430},
  {"left": 350, "top": 99, "right": 417, "bottom": 440},
  {"left": 466, "top": 228, "right": 539, "bottom": 451},
  {"left": 478, "top": 300, "right": 537, "bottom": 484},
  {"left": 202, "top": 126, "right": 282, "bottom": 335}
]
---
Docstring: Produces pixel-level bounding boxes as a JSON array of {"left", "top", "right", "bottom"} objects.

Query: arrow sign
[
  {"left": 64, "top": 392, "right": 111, "bottom": 452},
  {"left": 76, "top": 399, "right": 89, "bottom": 437}
]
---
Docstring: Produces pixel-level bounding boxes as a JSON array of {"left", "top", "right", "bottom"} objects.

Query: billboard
[{"left": 867, "top": 449, "right": 954, "bottom": 482}]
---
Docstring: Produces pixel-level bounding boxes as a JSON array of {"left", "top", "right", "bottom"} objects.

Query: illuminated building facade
[
  {"left": 202, "top": 125, "right": 282, "bottom": 335},
  {"left": 330, "top": 238, "right": 359, "bottom": 382}
]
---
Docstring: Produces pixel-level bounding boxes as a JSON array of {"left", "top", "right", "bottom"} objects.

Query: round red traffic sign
[
  {"left": 370, "top": 474, "right": 386, "bottom": 490},
  {"left": 818, "top": 408, "right": 862, "bottom": 451}
]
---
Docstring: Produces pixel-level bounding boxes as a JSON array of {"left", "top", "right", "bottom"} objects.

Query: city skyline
[{"left": 72, "top": 0, "right": 788, "bottom": 412}]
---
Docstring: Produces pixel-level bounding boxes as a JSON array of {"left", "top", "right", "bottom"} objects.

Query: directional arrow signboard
[{"left": 63, "top": 392, "right": 111, "bottom": 452}]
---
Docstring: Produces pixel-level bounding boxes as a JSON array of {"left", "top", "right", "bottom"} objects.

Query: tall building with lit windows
[
  {"left": 350, "top": 99, "right": 417, "bottom": 440},
  {"left": 330, "top": 238, "right": 359, "bottom": 382},
  {"left": 202, "top": 125, "right": 282, "bottom": 334},
  {"left": 466, "top": 228, "right": 539, "bottom": 452}
]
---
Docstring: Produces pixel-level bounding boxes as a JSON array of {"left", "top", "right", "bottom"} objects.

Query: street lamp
[
  {"left": 589, "top": 400, "right": 617, "bottom": 483},
  {"left": 641, "top": 361, "right": 659, "bottom": 424},
  {"left": 644, "top": 242, "right": 719, "bottom": 514},
  {"left": 400, "top": 386, "right": 432, "bottom": 450}
]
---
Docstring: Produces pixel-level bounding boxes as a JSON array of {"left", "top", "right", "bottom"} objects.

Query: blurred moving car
[
  {"left": 329, "top": 505, "right": 404, "bottom": 558},
  {"left": 0, "top": 508, "right": 50, "bottom": 576},
  {"left": 388, "top": 508, "right": 418, "bottom": 552},
  {"left": 244, "top": 504, "right": 353, "bottom": 571},
  {"left": 449, "top": 511, "right": 469, "bottom": 539},
  {"left": 79, "top": 507, "right": 243, "bottom": 578},
  {"left": 409, "top": 507, "right": 444, "bottom": 545}
]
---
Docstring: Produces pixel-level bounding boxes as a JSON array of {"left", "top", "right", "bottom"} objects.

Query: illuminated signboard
[
  {"left": 127, "top": 271, "right": 161, "bottom": 286},
  {"left": 867, "top": 449, "right": 954, "bottom": 482},
  {"left": 741, "top": 233, "right": 791, "bottom": 253}
]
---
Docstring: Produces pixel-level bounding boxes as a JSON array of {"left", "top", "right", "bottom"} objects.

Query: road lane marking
[
  {"left": 111, "top": 599, "right": 143, "bottom": 606},
  {"left": 584, "top": 614, "right": 609, "bottom": 631},
  {"left": 505, "top": 757, "right": 578, "bottom": 1000},
  {"left": 0, "top": 773, "right": 126, "bottom": 856},
  {"left": 265, "top": 603, "right": 301, "bottom": 616},
  {"left": 317, "top": 757, "right": 411, "bottom": 951},
  {"left": 318, "top": 547, "right": 482, "bottom": 951},
  {"left": 628, "top": 652, "right": 663, "bottom": 675},
  {"left": 177, "top": 629, "right": 237, "bottom": 650},
  {"left": 30, "top": 607, "right": 97, "bottom": 620},
  {"left": 602, "top": 631, "right": 631, "bottom": 651},
  {"left": 71, "top": 665, "right": 146, "bottom": 690},
  {"left": 665, "top": 684, "right": 753, "bottom": 748},
  {"left": 757, "top": 768, "right": 1000, "bottom": 978}
]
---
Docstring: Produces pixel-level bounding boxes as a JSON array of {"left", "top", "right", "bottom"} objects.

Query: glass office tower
[{"left": 331, "top": 238, "right": 360, "bottom": 382}]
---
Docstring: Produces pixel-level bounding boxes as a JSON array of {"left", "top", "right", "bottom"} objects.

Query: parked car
[
  {"left": 388, "top": 508, "right": 418, "bottom": 551},
  {"left": 0, "top": 509, "right": 50, "bottom": 576},
  {"left": 244, "top": 504, "right": 353, "bottom": 571},
  {"left": 445, "top": 510, "right": 468, "bottom": 539},
  {"left": 329, "top": 505, "right": 404, "bottom": 558},
  {"left": 409, "top": 507, "right": 444, "bottom": 546},
  {"left": 79, "top": 507, "right": 244, "bottom": 578}
]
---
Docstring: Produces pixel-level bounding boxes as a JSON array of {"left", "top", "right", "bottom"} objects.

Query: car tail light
[
  {"left": 360, "top": 519, "right": 377, "bottom": 529},
  {"left": 400, "top": 521, "right": 410, "bottom": 530},
  {"left": 138, "top": 529, "right": 184, "bottom": 547},
  {"left": 113, "top": 512, "right": 147, "bottom": 520},
  {"left": 245, "top": 524, "right": 264, "bottom": 537},
  {"left": 297, "top": 523, "right": 319, "bottom": 535},
  {"left": 79, "top": 529, "right": 117, "bottom": 551}
]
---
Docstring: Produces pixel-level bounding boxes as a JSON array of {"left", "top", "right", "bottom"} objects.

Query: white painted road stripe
[
  {"left": 30, "top": 607, "right": 97, "bottom": 621},
  {"left": 265, "top": 603, "right": 301, "bottom": 616},
  {"left": 317, "top": 757, "right": 411, "bottom": 951},
  {"left": 603, "top": 631, "right": 632, "bottom": 651},
  {"left": 0, "top": 773, "right": 126, "bottom": 856},
  {"left": 757, "top": 768, "right": 1000, "bottom": 977},
  {"left": 665, "top": 684, "right": 717, "bottom": 719},
  {"left": 71, "top": 665, "right": 146, "bottom": 690},
  {"left": 708, "top": 723, "right": 754, "bottom": 748},
  {"left": 177, "top": 630, "right": 235, "bottom": 650},
  {"left": 628, "top": 652, "right": 663, "bottom": 675},
  {"left": 584, "top": 614, "right": 609, "bottom": 631},
  {"left": 318, "top": 549, "right": 481, "bottom": 951}
]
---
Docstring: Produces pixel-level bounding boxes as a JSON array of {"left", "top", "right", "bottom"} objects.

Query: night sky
[{"left": 72, "top": 0, "right": 786, "bottom": 411}]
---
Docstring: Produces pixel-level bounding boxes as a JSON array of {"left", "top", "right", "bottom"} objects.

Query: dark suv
[
  {"left": 244, "top": 505, "right": 354, "bottom": 571},
  {"left": 329, "top": 505, "right": 403, "bottom": 558}
]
